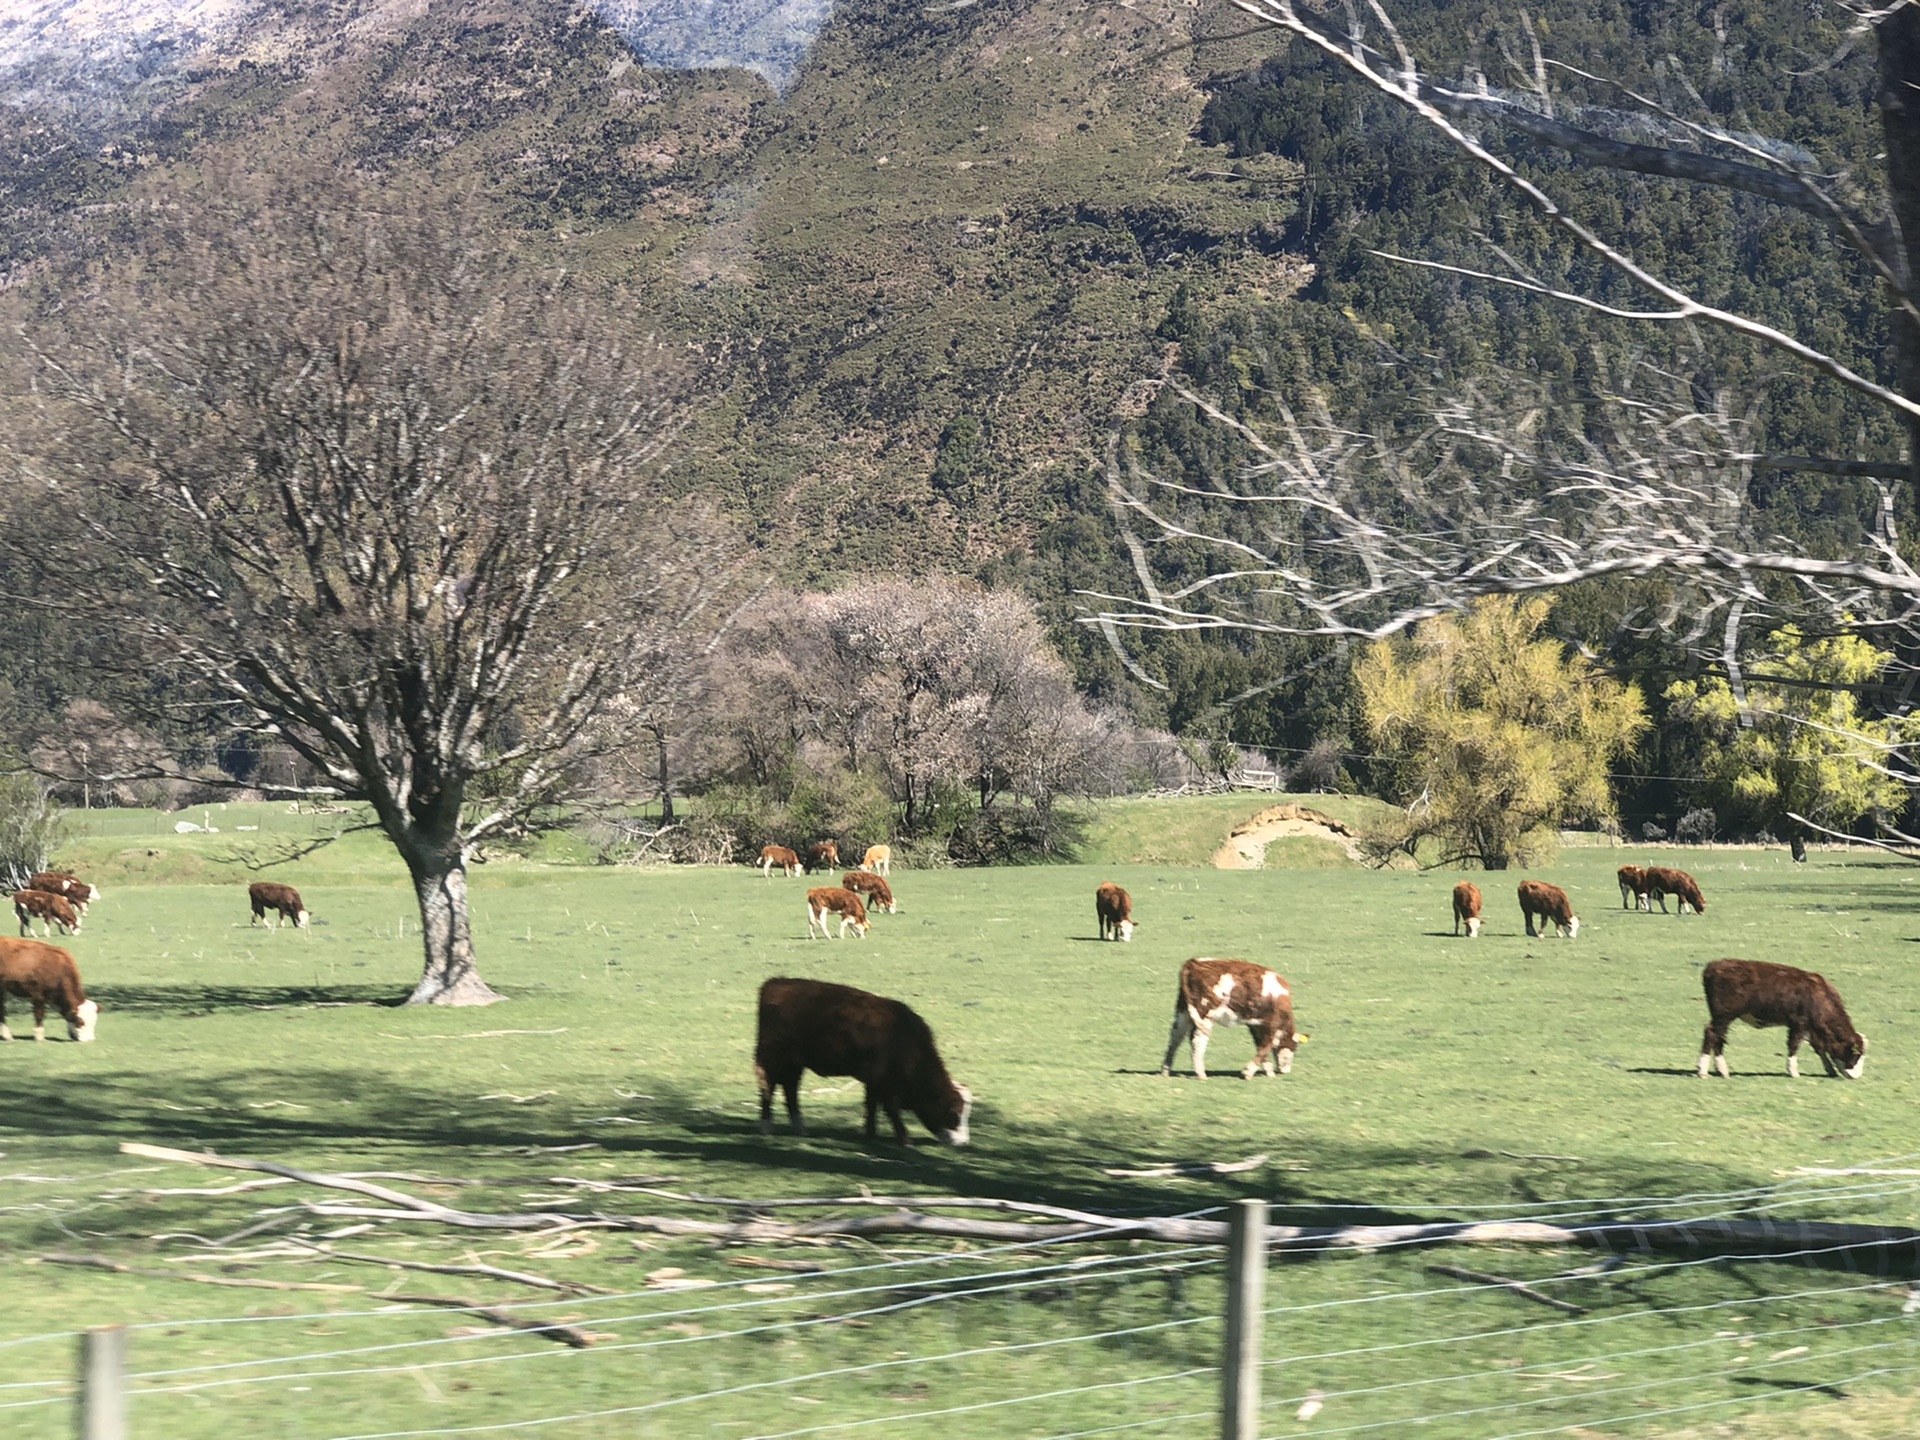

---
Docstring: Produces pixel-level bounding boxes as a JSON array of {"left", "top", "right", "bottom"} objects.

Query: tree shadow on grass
[{"left": 90, "top": 982, "right": 405, "bottom": 1014}]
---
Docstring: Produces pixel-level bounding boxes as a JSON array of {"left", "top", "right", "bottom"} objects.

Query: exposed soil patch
[{"left": 1211, "top": 803, "right": 1363, "bottom": 869}]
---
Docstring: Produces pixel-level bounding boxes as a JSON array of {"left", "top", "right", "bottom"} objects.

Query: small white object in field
[{"left": 1296, "top": 1390, "right": 1324, "bottom": 1422}]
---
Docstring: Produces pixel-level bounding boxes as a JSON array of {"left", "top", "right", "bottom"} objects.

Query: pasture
[{"left": 3, "top": 820, "right": 1920, "bottom": 1436}]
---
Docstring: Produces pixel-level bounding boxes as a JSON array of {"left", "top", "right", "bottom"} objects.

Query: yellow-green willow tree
[{"left": 1357, "top": 596, "right": 1647, "bottom": 870}]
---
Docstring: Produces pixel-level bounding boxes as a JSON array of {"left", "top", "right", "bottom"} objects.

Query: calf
[
  {"left": 249, "top": 881, "right": 310, "bottom": 930},
  {"left": 806, "top": 886, "right": 870, "bottom": 939},
  {"left": 861, "top": 845, "right": 892, "bottom": 877},
  {"left": 1517, "top": 880, "right": 1579, "bottom": 939},
  {"left": 1699, "top": 958, "right": 1865, "bottom": 1080},
  {"left": 1095, "top": 882, "right": 1135, "bottom": 942},
  {"left": 760, "top": 845, "right": 802, "bottom": 878},
  {"left": 1451, "top": 881, "right": 1482, "bottom": 937},
  {"left": 840, "top": 870, "right": 896, "bottom": 914},
  {"left": 0, "top": 937, "right": 98, "bottom": 1042},
  {"left": 754, "top": 977, "right": 971, "bottom": 1145},
  {"left": 1646, "top": 866, "right": 1706, "bottom": 915},
  {"left": 28, "top": 872, "right": 99, "bottom": 910},
  {"left": 1160, "top": 957, "right": 1302, "bottom": 1080},
  {"left": 14, "top": 890, "right": 80, "bottom": 938},
  {"left": 804, "top": 841, "right": 840, "bottom": 875},
  {"left": 1617, "top": 865, "right": 1651, "bottom": 911}
]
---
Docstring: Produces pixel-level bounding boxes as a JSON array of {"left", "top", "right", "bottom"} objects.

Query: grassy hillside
[{"left": 3, "top": 840, "right": 1917, "bottom": 1435}]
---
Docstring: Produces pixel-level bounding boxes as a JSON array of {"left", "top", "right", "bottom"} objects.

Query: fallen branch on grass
[
  {"left": 290, "top": 1241, "right": 614, "bottom": 1294},
  {"left": 1102, "top": 1154, "right": 1269, "bottom": 1178},
  {"left": 384, "top": 1294, "right": 601, "bottom": 1347},
  {"left": 37, "top": 1253, "right": 361, "bottom": 1293},
  {"left": 119, "top": 1144, "right": 1920, "bottom": 1269},
  {"left": 1426, "top": 1263, "right": 1590, "bottom": 1314}
]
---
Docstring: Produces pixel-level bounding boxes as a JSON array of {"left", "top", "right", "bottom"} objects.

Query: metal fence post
[
  {"left": 1222, "top": 1198, "right": 1267, "bottom": 1440},
  {"left": 78, "top": 1325, "right": 127, "bottom": 1440}
]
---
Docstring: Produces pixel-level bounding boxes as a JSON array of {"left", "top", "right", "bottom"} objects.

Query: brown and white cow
[
  {"left": 760, "top": 845, "right": 802, "bottom": 878},
  {"left": 840, "top": 870, "right": 896, "bottom": 914},
  {"left": 0, "top": 937, "right": 98, "bottom": 1042},
  {"left": 754, "top": 977, "right": 970, "bottom": 1145},
  {"left": 1095, "top": 882, "right": 1135, "bottom": 942},
  {"left": 1698, "top": 958, "right": 1865, "bottom": 1080},
  {"left": 1617, "top": 865, "right": 1651, "bottom": 911},
  {"left": 1451, "top": 881, "right": 1482, "bottom": 938},
  {"left": 14, "top": 890, "right": 81, "bottom": 938},
  {"left": 1160, "top": 958, "right": 1302, "bottom": 1081},
  {"left": 1646, "top": 866, "right": 1706, "bottom": 915},
  {"left": 1517, "top": 880, "right": 1579, "bottom": 939},
  {"left": 249, "top": 881, "right": 310, "bottom": 930},
  {"left": 805, "top": 886, "right": 870, "bottom": 939},
  {"left": 28, "top": 872, "right": 99, "bottom": 910},
  {"left": 861, "top": 845, "right": 892, "bottom": 877},
  {"left": 803, "top": 841, "right": 841, "bottom": 875}
]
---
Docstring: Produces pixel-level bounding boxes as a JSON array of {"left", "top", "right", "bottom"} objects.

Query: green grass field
[{"left": 4, "top": 812, "right": 1919, "bottom": 1437}]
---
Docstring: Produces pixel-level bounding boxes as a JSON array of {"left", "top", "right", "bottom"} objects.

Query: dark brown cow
[
  {"left": 805, "top": 886, "right": 870, "bottom": 939},
  {"left": 1517, "top": 880, "right": 1579, "bottom": 939},
  {"left": 1095, "top": 882, "right": 1136, "bottom": 942},
  {"left": 28, "top": 872, "right": 99, "bottom": 909},
  {"left": 14, "top": 890, "right": 80, "bottom": 938},
  {"left": 1160, "top": 957, "right": 1303, "bottom": 1081},
  {"left": 840, "top": 871, "right": 896, "bottom": 914},
  {"left": 249, "top": 881, "right": 310, "bottom": 930},
  {"left": 754, "top": 977, "right": 971, "bottom": 1145},
  {"left": 1451, "top": 881, "right": 1482, "bottom": 938},
  {"left": 760, "top": 845, "right": 802, "bottom": 878},
  {"left": 1617, "top": 865, "right": 1651, "bottom": 911},
  {"left": 803, "top": 841, "right": 840, "bottom": 875},
  {"left": 0, "top": 937, "right": 98, "bottom": 1042},
  {"left": 1646, "top": 866, "right": 1706, "bottom": 915},
  {"left": 1699, "top": 958, "right": 1865, "bottom": 1080}
]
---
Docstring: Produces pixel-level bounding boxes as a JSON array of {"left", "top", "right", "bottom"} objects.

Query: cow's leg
[
  {"left": 1816, "top": 1047, "right": 1842, "bottom": 1079},
  {"left": 14, "top": 912, "right": 26, "bottom": 938},
  {"left": 1699, "top": 1021, "right": 1730, "bottom": 1077},
  {"left": 1243, "top": 1024, "right": 1274, "bottom": 1080},
  {"left": 1786, "top": 1027, "right": 1807, "bottom": 1079},
  {"left": 1160, "top": 1010, "right": 1194, "bottom": 1077},
  {"left": 30, "top": 998, "right": 46, "bottom": 1042},
  {"left": 1190, "top": 1022, "right": 1213, "bottom": 1080},
  {"left": 806, "top": 908, "right": 821, "bottom": 940},
  {"left": 883, "top": 1097, "right": 909, "bottom": 1145},
  {"left": 756, "top": 1062, "right": 776, "bottom": 1134},
  {"left": 1523, "top": 909, "right": 1537, "bottom": 937},
  {"left": 0, "top": 992, "right": 9, "bottom": 1041},
  {"left": 863, "top": 1087, "right": 879, "bottom": 1139}
]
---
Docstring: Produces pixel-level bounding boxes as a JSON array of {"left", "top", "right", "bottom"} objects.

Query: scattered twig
[
  {"left": 1498, "top": 1151, "right": 1586, "bottom": 1163},
  {"left": 726, "top": 1255, "right": 829, "bottom": 1274},
  {"left": 1102, "top": 1154, "right": 1269, "bottom": 1178},
  {"left": 1427, "top": 1263, "right": 1591, "bottom": 1314},
  {"left": 290, "top": 1241, "right": 614, "bottom": 1294},
  {"left": 37, "top": 1253, "right": 361, "bottom": 1293},
  {"left": 383, "top": 1294, "right": 600, "bottom": 1347}
]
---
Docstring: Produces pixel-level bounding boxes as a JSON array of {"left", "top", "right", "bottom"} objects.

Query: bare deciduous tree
[{"left": 4, "top": 174, "right": 737, "bottom": 1004}]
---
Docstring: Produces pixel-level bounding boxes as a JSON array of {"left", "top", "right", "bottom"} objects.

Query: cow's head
[
  {"left": 933, "top": 1084, "right": 972, "bottom": 1147},
  {"left": 1563, "top": 916, "right": 1580, "bottom": 940},
  {"left": 1117, "top": 918, "right": 1135, "bottom": 942},
  {"left": 1834, "top": 1033, "right": 1867, "bottom": 1080},
  {"left": 70, "top": 1000, "right": 99, "bottom": 1044},
  {"left": 1465, "top": 917, "right": 1481, "bottom": 938},
  {"left": 296, "top": 909, "right": 311, "bottom": 928}
]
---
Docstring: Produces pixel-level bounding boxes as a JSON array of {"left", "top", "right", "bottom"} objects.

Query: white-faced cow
[
  {"left": 760, "top": 845, "right": 802, "bottom": 878},
  {"left": 1646, "top": 866, "right": 1707, "bottom": 915},
  {"left": 14, "top": 890, "right": 81, "bottom": 938},
  {"left": 1160, "top": 957, "right": 1303, "bottom": 1081},
  {"left": 754, "top": 977, "right": 971, "bottom": 1145},
  {"left": 249, "top": 882, "right": 310, "bottom": 930},
  {"left": 861, "top": 845, "right": 892, "bottom": 877},
  {"left": 28, "top": 872, "right": 99, "bottom": 910},
  {"left": 1095, "top": 882, "right": 1135, "bottom": 942},
  {"left": 1451, "top": 881, "right": 1482, "bottom": 937},
  {"left": 805, "top": 886, "right": 870, "bottom": 939},
  {"left": 1616, "top": 865, "right": 1651, "bottom": 911},
  {"left": 0, "top": 937, "right": 98, "bottom": 1043},
  {"left": 840, "top": 870, "right": 896, "bottom": 914},
  {"left": 1699, "top": 958, "right": 1865, "bottom": 1080},
  {"left": 1517, "top": 880, "right": 1579, "bottom": 939}
]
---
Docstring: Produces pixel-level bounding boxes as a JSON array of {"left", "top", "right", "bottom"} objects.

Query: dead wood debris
[
  {"left": 383, "top": 1293, "right": 602, "bottom": 1347},
  {"left": 37, "top": 1253, "right": 361, "bottom": 1293},
  {"left": 1426, "top": 1263, "right": 1590, "bottom": 1314}
]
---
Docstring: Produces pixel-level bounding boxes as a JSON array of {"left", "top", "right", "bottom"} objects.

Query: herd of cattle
[{"left": 0, "top": 847, "right": 1872, "bottom": 1145}]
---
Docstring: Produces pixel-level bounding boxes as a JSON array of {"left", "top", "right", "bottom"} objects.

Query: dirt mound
[{"left": 1211, "top": 804, "right": 1363, "bottom": 869}]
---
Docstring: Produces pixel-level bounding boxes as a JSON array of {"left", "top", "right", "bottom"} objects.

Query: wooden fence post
[
  {"left": 78, "top": 1325, "right": 127, "bottom": 1440},
  {"left": 1222, "top": 1197, "right": 1267, "bottom": 1440}
]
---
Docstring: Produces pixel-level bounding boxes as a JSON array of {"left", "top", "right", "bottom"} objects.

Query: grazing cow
[
  {"left": 1645, "top": 866, "right": 1706, "bottom": 915},
  {"left": 1095, "top": 882, "right": 1136, "bottom": 942},
  {"left": 249, "top": 881, "right": 310, "bottom": 930},
  {"left": 840, "top": 870, "right": 896, "bottom": 914},
  {"left": 804, "top": 841, "right": 840, "bottom": 875},
  {"left": 805, "top": 886, "right": 870, "bottom": 939},
  {"left": 861, "top": 845, "right": 892, "bottom": 877},
  {"left": 760, "top": 845, "right": 802, "bottom": 878},
  {"left": 1517, "top": 880, "right": 1579, "bottom": 939},
  {"left": 1699, "top": 958, "right": 1865, "bottom": 1080},
  {"left": 1451, "top": 881, "right": 1482, "bottom": 937},
  {"left": 14, "top": 890, "right": 81, "bottom": 938},
  {"left": 0, "top": 937, "right": 98, "bottom": 1042},
  {"left": 1160, "top": 957, "right": 1303, "bottom": 1081},
  {"left": 28, "top": 872, "right": 99, "bottom": 910},
  {"left": 754, "top": 977, "right": 971, "bottom": 1145},
  {"left": 1616, "top": 865, "right": 1651, "bottom": 911}
]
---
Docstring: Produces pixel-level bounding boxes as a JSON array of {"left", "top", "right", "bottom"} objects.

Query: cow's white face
[
  {"left": 1465, "top": 917, "right": 1482, "bottom": 938},
  {"left": 70, "top": 1000, "right": 99, "bottom": 1044},
  {"left": 296, "top": 909, "right": 311, "bottom": 929},
  {"left": 1117, "top": 919, "right": 1135, "bottom": 942},
  {"left": 1564, "top": 916, "right": 1580, "bottom": 940},
  {"left": 939, "top": 1085, "right": 972, "bottom": 1147}
]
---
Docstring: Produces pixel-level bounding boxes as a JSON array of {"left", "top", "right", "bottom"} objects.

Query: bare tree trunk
[
  {"left": 1882, "top": 3, "right": 1920, "bottom": 498},
  {"left": 405, "top": 855, "right": 501, "bottom": 1007},
  {"left": 652, "top": 725, "right": 675, "bottom": 824}
]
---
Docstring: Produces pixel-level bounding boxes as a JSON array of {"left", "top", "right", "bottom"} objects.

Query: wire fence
[{"left": 5, "top": 1171, "right": 1919, "bottom": 1439}]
